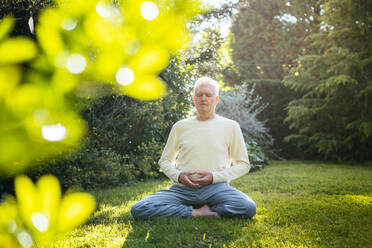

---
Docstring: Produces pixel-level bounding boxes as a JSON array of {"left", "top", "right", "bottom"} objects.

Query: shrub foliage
[{"left": 216, "top": 83, "right": 272, "bottom": 164}]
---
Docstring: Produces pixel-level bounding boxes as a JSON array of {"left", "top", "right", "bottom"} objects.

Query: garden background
[{"left": 0, "top": 0, "right": 371, "bottom": 247}]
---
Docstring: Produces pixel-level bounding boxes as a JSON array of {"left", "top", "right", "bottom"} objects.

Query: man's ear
[
  {"left": 193, "top": 95, "right": 196, "bottom": 105},
  {"left": 215, "top": 95, "right": 220, "bottom": 104}
]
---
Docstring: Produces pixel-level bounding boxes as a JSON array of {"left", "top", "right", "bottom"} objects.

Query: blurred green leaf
[
  {"left": 0, "top": 37, "right": 37, "bottom": 64},
  {"left": 0, "top": 65, "right": 21, "bottom": 98},
  {"left": 122, "top": 76, "right": 167, "bottom": 100},
  {"left": 0, "top": 16, "right": 14, "bottom": 41},
  {"left": 57, "top": 192, "right": 96, "bottom": 232}
]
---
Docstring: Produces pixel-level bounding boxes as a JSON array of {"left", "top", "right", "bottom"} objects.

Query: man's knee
[
  {"left": 230, "top": 196, "right": 256, "bottom": 218},
  {"left": 131, "top": 201, "right": 148, "bottom": 220},
  {"left": 243, "top": 199, "right": 256, "bottom": 218},
  {"left": 229, "top": 189, "right": 256, "bottom": 218},
  {"left": 130, "top": 202, "right": 140, "bottom": 219}
]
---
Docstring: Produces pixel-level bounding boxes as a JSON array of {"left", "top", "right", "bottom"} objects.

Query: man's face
[{"left": 194, "top": 84, "right": 219, "bottom": 115}]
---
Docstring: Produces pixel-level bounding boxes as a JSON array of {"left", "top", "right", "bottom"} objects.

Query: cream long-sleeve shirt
[{"left": 158, "top": 115, "right": 251, "bottom": 185}]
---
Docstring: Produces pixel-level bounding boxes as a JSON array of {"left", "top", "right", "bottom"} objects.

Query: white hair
[{"left": 193, "top": 76, "right": 219, "bottom": 96}]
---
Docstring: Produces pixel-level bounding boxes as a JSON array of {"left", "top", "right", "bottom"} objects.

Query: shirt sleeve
[
  {"left": 158, "top": 124, "right": 182, "bottom": 183},
  {"left": 212, "top": 121, "right": 251, "bottom": 183}
]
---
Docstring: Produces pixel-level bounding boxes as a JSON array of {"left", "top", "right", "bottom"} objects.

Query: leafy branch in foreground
[
  {"left": 0, "top": 0, "right": 202, "bottom": 176},
  {"left": 0, "top": 0, "right": 202, "bottom": 247}
]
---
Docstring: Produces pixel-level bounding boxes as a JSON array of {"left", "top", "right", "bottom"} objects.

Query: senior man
[{"left": 131, "top": 76, "right": 256, "bottom": 219}]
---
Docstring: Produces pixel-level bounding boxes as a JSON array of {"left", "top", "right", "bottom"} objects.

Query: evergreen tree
[{"left": 283, "top": 0, "right": 372, "bottom": 161}]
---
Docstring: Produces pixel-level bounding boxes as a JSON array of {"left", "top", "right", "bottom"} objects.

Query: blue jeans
[{"left": 131, "top": 183, "right": 256, "bottom": 219}]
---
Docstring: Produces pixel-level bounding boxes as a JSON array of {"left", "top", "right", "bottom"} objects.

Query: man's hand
[
  {"left": 190, "top": 171, "right": 213, "bottom": 187},
  {"left": 178, "top": 171, "right": 213, "bottom": 188},
  {"left": 178, "top": 171, "right": 201, "bottom": 188}
]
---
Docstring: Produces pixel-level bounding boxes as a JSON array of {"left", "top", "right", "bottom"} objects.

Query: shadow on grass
[
  {"left": 122, "top": 217, "right": 258, "bottom": 248},
  {"left": 53, "top": 163, "right": 372, "bottom": 247},
  {"left": 87, "top": 184, "right": 258, "bottom": 247},
  {"left": 117, "top": 192, "right": 372, "bottom": 247},
  {"left": 84, "top": 163, "right": 372, "bottom": 247},
  {"left": 85, "top": 181, "right": 258, "bottom": 248}
]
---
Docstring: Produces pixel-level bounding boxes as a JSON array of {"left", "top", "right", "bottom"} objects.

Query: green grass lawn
[{"left": 52, "top": 161, "right": 372, "bottom": 248}]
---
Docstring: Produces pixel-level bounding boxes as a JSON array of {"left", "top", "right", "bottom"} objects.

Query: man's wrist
[{"left": 211, "top": 172, "right": 220, "bottom": 184}]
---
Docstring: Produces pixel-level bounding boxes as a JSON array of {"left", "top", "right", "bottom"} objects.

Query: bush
[
  {"left": 28, "top": 145, "right": 130, "bottom": 190},
  {"left": 246, "top": 79, "right": 302, "bottom": 159},
  {"left": 246, "top": 140, "right": 267, "bottom": 169},
  {"left": 216, "top": 83, "right": 273, "bottom": 161}
]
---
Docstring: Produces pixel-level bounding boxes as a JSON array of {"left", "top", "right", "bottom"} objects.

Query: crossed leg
[
  {"left": 131, "top": 187, "right": 193, "bottom": 219},
  {"left": 130, "top": 183, "right": 256, "bottom": 220},
  {"left": 204, "top": 183, "right": 256, "bottom": 218}
]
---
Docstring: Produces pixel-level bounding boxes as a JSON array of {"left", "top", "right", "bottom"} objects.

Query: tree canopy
[{"left": 283, "top": 0, "right": 372, "bottom": 161}]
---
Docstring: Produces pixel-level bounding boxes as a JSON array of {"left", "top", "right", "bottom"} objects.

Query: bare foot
[{"left": 192, "top": 205, "right": 220, "bottom": 218}]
